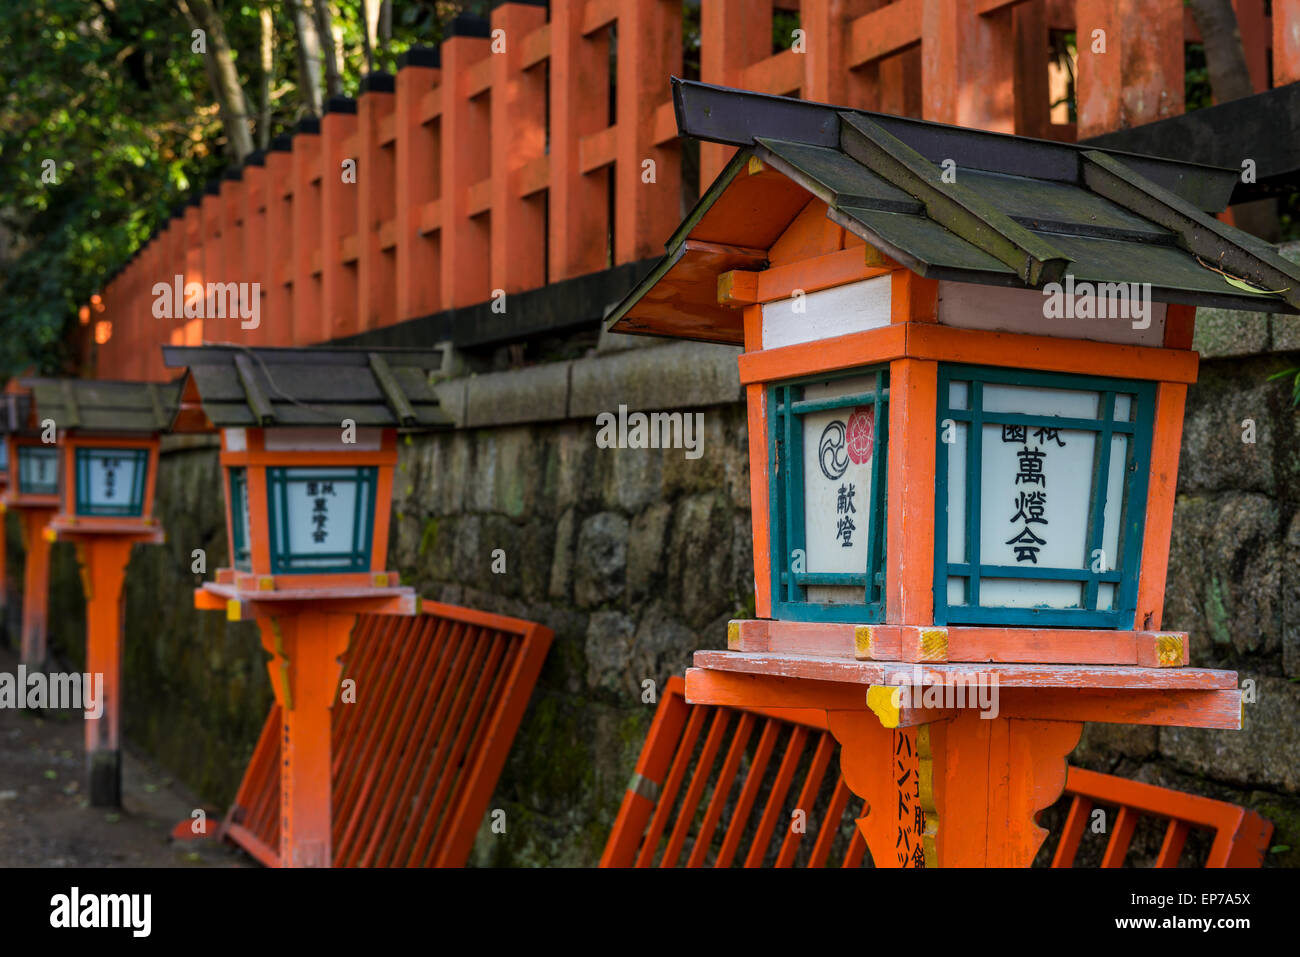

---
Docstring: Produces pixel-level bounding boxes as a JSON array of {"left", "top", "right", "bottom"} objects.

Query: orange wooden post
[
  {"left": 1276, "top": 0, "right": 1300, "bottom": 87},
  {"left": 261, "top": 609, "right": 356, "bottom": 866},
  {"left": 439, "top": 24, "right": 492, "bottom": 310},
  {"left": 264, "top": 140, "right": 295, "bottom": 347},
  {"left": 78, "top": 536, "right": 136, "bottom": 806},
  {"left": 489, "top": 2, "right": 548, "bottom": 296},
  {"left": 17, "top": 507, "right": 55, "bottom": 669},
  {"left": 802, "top": 0, "right": 877, "bottom": 109},
  {"left": 699, "top": 0, "right": 772, "bottom": 184},
  {"left": 393, "top": 49, "right": 442, "bottom": 321},
  {"left": 182, "top": 201, "right": 204, "bottom": 347},
  {"left": 220, "top": 172, "right": 246, "bottom": 349},
  {"left": 614, "top": 0, "right": 681, "bottom": 264},
  {"left": 921, "top": 0, "right": 1016, "bottom": 131},
  {"left": 241, "top": 155, "right": 269, "bottom": 347},
  {"left": 321, "top": 99, "right": 360, "bottom": 340},
  {"left": 549, "top": 0, "right": 610, "bottom": 280},
  {"left": 291, "top": 120, "right": 324, "bottom": 344},
  {"left": 1076, "top": 0, "right": 1185, "bottom": 138},
  {"left": 200, "top": 183, "right": 223, "bottom": 346},
  {"left": 357, "top": 74, "right": 398, "bottom": 333}
]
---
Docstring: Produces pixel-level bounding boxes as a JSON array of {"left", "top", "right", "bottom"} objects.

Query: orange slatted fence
[
  {"left": 602, "top": 676, "right": 1272, "bottom": 868},
  {"left": 1049, "top": 766, "right": 1273, "bottom": 868},
  {"left": 221, "top": 600, "right": 552, "bottom": 867},
  {"left": 84, "top": 0, "right": 1298, "bottom": 382}
]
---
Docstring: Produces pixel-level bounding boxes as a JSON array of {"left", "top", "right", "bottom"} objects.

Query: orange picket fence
[
  {"left": 221, "top": 600, "right": 552, "bottom": 867},
  {"left": 602, "top": 676, "right": 1273, "bottom": 868}
]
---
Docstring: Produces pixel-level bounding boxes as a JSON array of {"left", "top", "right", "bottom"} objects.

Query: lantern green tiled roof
[
  {"left": 607, "top": 79, "right": 1300, "bottom": 344},
  {"left": 161, "top": 345, "right": 453, "bottom": 429},
  {"left": 0, "top": 393, "right": 34, "bottom": 435},
  {"left": 23, "top": 378, "right": 184, "bottom": 433}
]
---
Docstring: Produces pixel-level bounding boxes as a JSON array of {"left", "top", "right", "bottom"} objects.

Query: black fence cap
[
  {"left": 360, "top": 71, "right": 395, "bottom": 94},
  {"left": 203, "top": 178, "right": 222, "bottom": 196},
  {"left": 294, "top": 116, "right": 321, "bottom": 135},
  {"left": 447, "top": 13, "right": 491, "bottom": 38},
  {"left": 397, "top": 45, "right": 440, "bottom": 69},
  {"left": 490, "top": 0, "right": 547, "bottom": 8},
  {"left": 244, "top": 150, "right": 267, "bottom": 167},
  {"left": 222, "top": 166, "right": 243, "bottom": 181},
  {"left": 324, "top": 95, "right": 357, "bottom": 115},
  {"left": 270, "top": 133, "right": 294, "bottom": 152}
]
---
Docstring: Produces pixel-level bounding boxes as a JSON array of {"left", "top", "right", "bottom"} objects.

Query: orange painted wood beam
[
  {"left": 394, "top": 60, "right": 441, "bottom": 321},
  {"left": 550, "top": 0, "right": 611, "bottom": 281},
  {"left": 615, "top": 0, "right": 681, "bottom": 264},
  {"left": 321, "top": 106, "right": 360, "bottom": 340},
  {"left": 490, "top": 1, "right": 548, "bottom": 296},
  {"left": 1077, "top": 0, "right": 1185, "bottom": 138},
  {"left": 291, "top": 128, "right": 323, "bottom": 344},
  {"left": 698, "top": 0, "right": 772, "bottom": 184},
  {"left": 1276, "top": 0, "right": 1300, "bottom": 86},
  {"left": 922, "top": 0, "right": 1015, "bottom": 131},
  {"left": 439, "top": 34, "right": 492, "bottom": 311},
  {"left": 357, "top": 83, "right": 397, "bottom": 334}
]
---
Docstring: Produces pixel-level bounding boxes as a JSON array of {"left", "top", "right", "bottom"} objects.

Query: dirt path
[{"left": 0, "top": 644, "right": 249, "bottom": 868}]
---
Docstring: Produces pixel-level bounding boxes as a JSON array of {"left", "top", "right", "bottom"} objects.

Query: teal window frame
[
  {"left": 17, "top": 446, "right": 59, "bottom": 496},
  {"left": 768, "top": 366, "right": 889, "bottom": 623},
  {"left": 74, "top": 446, "right": 148, "bottom": 517},
  {"left": 228, "top": 467, "right": 252, "bottom": 572},
  {"left": 266, "top": 465, "right": 377, "bottom": 575},
  {"left": 934, "top": 363, "right": 1156, "bottom": 628}
]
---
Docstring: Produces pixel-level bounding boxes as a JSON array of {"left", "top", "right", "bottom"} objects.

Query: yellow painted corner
[
  {"left": 866, "top": 685, "right": 903, "bottom": 729},
  {"left": 919, "top": 628, "right": 948, "bottom": 661},
  {"left": 1155, "top": 633, "right": 1184, "bottom": 667}
]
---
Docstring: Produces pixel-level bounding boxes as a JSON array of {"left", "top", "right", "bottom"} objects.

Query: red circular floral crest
[{"left": 846, "top": 406, "right": 874, "bottom": 465}]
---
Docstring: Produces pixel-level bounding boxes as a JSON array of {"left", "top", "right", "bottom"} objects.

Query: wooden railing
[
  {"left": 600, "top": 676, "right": 1273, "bottom": 867},
  {"left": 84, "top": 0, "right": 1300, "bottom": 382}
]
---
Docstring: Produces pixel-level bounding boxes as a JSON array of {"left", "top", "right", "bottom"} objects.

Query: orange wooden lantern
[
  {"left": 162, "top": 344, "right": 451, "bottom": 867},
  {"left": 607, "top": 81, "right": 1300, "bottom": 867},
  {"left": 1, "top": 383, "right": 61, "bottom": 671},
  {"left": 25, "top": 377, "right": 182, "bottom": 806}
]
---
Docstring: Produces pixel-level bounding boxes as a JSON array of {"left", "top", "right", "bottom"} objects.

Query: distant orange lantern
[
  {"left": 94, "top": 321, "right": 112, "bottom": 344},
  {"left": 78, "top": 305, "right": 91, "bottom": 325},
  {"left": 27, "top": 376, "right": 182, "bottom": 807}
]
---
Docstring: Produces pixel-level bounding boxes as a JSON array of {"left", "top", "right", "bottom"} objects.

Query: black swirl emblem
[{"left": 818, "top": 420, "right": 849, "bottom": 481}]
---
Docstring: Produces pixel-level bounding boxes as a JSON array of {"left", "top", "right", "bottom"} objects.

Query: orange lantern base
[
  {"left": 48, "top": 523, "right": 164, "bottom": 807},
  {"left": 195, "top": 579, "right": 419, "bottom": 867},
  {"left": 685, "top": 654, "right": 1241, "bottom": 867}
]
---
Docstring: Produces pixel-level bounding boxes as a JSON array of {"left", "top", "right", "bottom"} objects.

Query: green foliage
[
  {"left": 1268, "top": 365, "right": 1300, "bottom": 407},
  {"left": 0, "top": 1, "right": 459, "bottom": 378}
]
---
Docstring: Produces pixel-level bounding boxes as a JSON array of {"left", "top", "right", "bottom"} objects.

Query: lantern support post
[
  {"left": 17, "top": 506, "right": 56, "bottom": 669},
  {"left": 199, "top": 584, "right": 418, "bottom": 867}
]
